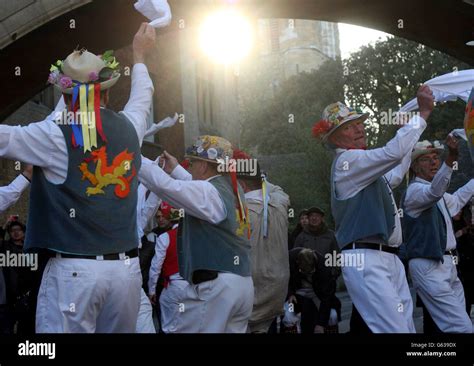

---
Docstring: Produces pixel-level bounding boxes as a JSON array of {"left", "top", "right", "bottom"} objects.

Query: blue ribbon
[{"left": 71, "top": 83, "right": 83, "bottom": 147}]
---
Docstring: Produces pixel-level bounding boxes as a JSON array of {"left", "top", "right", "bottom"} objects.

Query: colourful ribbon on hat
[
  {"left": 87, "top": 84, "right": 98, "bottom": 150},
  {"left": 71, "top": 85, "right": 83, "bottom": 148},
  {"left": 230, "top": 170, "right": 250, "bottom": 239},
  {"left": 262, "top": 175, "right": 269, "bottom": 238},
  {"left": 69, "top": 82, "right": 106, "bottom": 152},
  {"left": 94, "top": 84, "right": 107, "bottom": 143},
  {"left": 79, "top": 85, "right": 92, "bottom": 152}
]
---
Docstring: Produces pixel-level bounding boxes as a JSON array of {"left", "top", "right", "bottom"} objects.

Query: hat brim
[
  {"left": 56, "top": 73, "right": 121, "bottom": 94},
  {"left": 411, "top": 147, "right": 444, "bottom": 163},
  {"left": 184, "top": 155, "right": 220, "bottom": 164},
  {"left": 323, "top": 113, "right": 369, "bottom": 141}
]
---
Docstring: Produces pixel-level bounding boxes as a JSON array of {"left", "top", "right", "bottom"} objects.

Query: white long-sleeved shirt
[
  {"left": 136, "top": 183, "right": 162, "bottom": 245},
  {"left": 0, "top": 64, "right": 154, "bottom": 184},
  {"left": 138, "top": 157, "right": 226, "bottom": 224},
  {"left": 147, "top": 223, "right": 183, "bottom": 295},
  {"left": 333, "top": 115, "right": 427, "bottom": 246},
  {"left": 0, "top": 174, "right": 30, "bottom": 214},
  {"left": 404, "top": 163, "right": 474, "bottom": 251}
]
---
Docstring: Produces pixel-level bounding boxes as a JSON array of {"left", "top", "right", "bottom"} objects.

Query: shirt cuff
[
  {"left": 132, "top": 63, "right": 149, "bottom": 76},
  {"left": 407, "top": 115, "right": 427, "bottom": 130},
  {"left": 171, "top": 165, "right": 192, "bottom": 181},
  {"left": 12, "top": 174, "right": 30, "bottom": 191}
]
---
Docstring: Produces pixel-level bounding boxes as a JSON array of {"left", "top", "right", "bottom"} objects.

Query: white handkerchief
[
  {"left": 144, "top": 113, "right": 179, "bottom": 137},
  {"left": 134, "top": 0, "right": 172, "bottom": 28},
  {"left": 450, "top": 128, "right": 468, "bottom": 141}
]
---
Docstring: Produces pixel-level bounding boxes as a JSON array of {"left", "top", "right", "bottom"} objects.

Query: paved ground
[{"left": 337, "top": 288, "right": 474, "bottom": 333}]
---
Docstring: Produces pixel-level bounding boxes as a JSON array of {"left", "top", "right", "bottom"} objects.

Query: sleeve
[
  {"left": 384, "top": 150, "right": 412, "bottom": 189},
  {"left": 137, "top": 183, "right": 162, "bottom": 234},
  {"left": 334, "top": 116, "right": 426, "bottom": 199},
  {"left": 443, "top": 179, "right": 474, "bottom": 217},
  {"left": 120, "top": 64, "right": 154, "bottom": 147},
  {"left": 138, "top": 157, "right": 226, "bottom": 224},
  {"left": 0, "top": 174, "right": 30, "bottom": 214},
  {"left": 403, "top": 163, "right": 453, "bottom": 217},
  {"left": 148, "top": 232, "right": 169, "bottom": 295},
  {"left": 0, "top": 120, "right": 66, "bottom": 169},
  {"left": 170, "top": 165, "right": 192, "bottom": 181}
]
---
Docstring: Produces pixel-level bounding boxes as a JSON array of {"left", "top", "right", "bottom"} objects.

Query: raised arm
[
  {"left": 121, "top": 23, "right": 156, "bottom": 146},
  {"left": 444, "top": 180, "right": 474, "bottom": 217}
]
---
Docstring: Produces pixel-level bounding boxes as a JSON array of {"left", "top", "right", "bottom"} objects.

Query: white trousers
[
  {"left": 136, "top": 288, "right": 156, "bottom": 333},
  {"left": 342, "top": 249, "right": 415, "bottom": 333},
  {"left": 409, "top": 256, "right": 472, "bottom": 333},
  {"left": 160, "top": 273, "right": 254, "bottom": 333},
  {"left": 36, "top": 257, "right": 142, "bottom": 333},
  {"left": 159, "top": 279, "right": 190, "bottom": 333}
]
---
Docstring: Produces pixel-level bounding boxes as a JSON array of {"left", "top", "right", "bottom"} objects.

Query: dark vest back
[{"left": 25, "top": 109, "right": 141, "bottom": 255}]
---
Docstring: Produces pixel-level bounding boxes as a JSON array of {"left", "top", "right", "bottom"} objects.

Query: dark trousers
[
  {"left": 349, "top": 304, "right": 372, "bottom": 334},
  {"left": 295, "top": 294, "right": 319, "bottom": 334}
]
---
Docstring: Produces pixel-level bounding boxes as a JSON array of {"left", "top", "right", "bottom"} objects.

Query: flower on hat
[
  {"left": 207, "top": 148, "right": 218, "bottom": 160},
  {"left": 312, "top": 119, "right": 332, "bottom": 138},
  {"left": 58, "top": 76, "right": 73, "bottom": 89},
  {"left": 48, "top": 70, "right": 60, "bottom": 84},
  {"left": 88, "top": 71, "right": 99, "bottom": 82}
]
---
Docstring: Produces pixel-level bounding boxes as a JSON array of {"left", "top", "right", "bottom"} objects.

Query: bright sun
[{"left": 199, "top": 10, "right": 253, "bottom": 65}]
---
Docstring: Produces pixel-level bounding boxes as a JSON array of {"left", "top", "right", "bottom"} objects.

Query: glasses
[{"left": 418, "top": 156, "right": 440, "bottom": 163}]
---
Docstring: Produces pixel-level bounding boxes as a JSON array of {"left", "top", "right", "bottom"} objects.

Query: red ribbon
[
  {"left": 230, "top": 170, "right": 244, "bottom": 222},
  {"left": 94, "top": 84, "right": 107, "bottom": 143}
]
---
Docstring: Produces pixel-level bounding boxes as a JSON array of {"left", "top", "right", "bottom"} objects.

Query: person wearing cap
[
  {"left": 312, "top": 85, "right": 434, "bottom": 333},
  {"left": 294, "top": 207, "right": 339, "bottom": 261},
  {"left": 234, "top": 149, "right": 290, "bottom": 333},
  {"left": 402, "top": 136, "right": 474, "bottom": 333},
  {"left": 147, "top": 202, "right": 183, "bottom": 333},
  {"left": 138, "top": 136, "right": 253, "bottom": 333},
  {"left": 0, "top": 23, "right": 156, "bottom": 333}
]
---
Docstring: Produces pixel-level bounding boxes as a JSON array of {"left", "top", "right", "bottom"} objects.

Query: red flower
[
  {"left": 312, "top": 119, "right": 332, "bottom": 138},
  {"left": 180, "top": 159, "right": 190, "bottom": 169}
]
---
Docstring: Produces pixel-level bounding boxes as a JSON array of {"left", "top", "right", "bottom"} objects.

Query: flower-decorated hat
[
  {"left": 48, "top": 49, "right": 120, "bottom": 94},
  {"left": 185, "top": 135, "right": 233, "bottom": 164},
  {"left": 411, "top": 140, "right": 444, "bottom": 162},
  {"left": 47, "top": 48, "right": 121, "bottom": 152},
  {"left": 312, "top": 102, "right": 369, "bottom": 141}
]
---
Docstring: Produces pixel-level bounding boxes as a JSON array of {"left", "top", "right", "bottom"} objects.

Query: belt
[
  {"left": 342, "top": 242, "right": 399, "bottom": 254},
  {"left": 55, "top": 248, "right": 139, "bottom": 261},
  {"left": 444, "top": 249, "right": 457, "bottom": 256},
  {"left": 192, "top": 270, "right": 218, "bottom": 284}
]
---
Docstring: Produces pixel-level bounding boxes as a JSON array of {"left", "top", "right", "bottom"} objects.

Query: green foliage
[
  {"left": 343, "top": 37, "right": 470, "bottom": 147},
  {"left": 240, "top": 36, "right": 472, "bottom": 229}
]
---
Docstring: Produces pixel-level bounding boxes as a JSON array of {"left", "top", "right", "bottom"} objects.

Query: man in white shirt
[
  {"left": 402, "top": 138, "right": 474, "bottom": 333},
  {"left": 312, "top": 85, "right": 434, "bottom": 333},
  {"left": 0, "top": 23, "right": 156, "bottom": 333},
  {"left": 139, "top": 136, "right": 254, "bottom": 333}
]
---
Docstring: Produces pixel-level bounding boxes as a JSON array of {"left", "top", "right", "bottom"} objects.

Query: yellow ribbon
[
  {"left": 79, "top": 85, "right": 91, "bottom": 152},
  {"left": 87, "top": 84, "right": 97, "bottom": 149}
]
